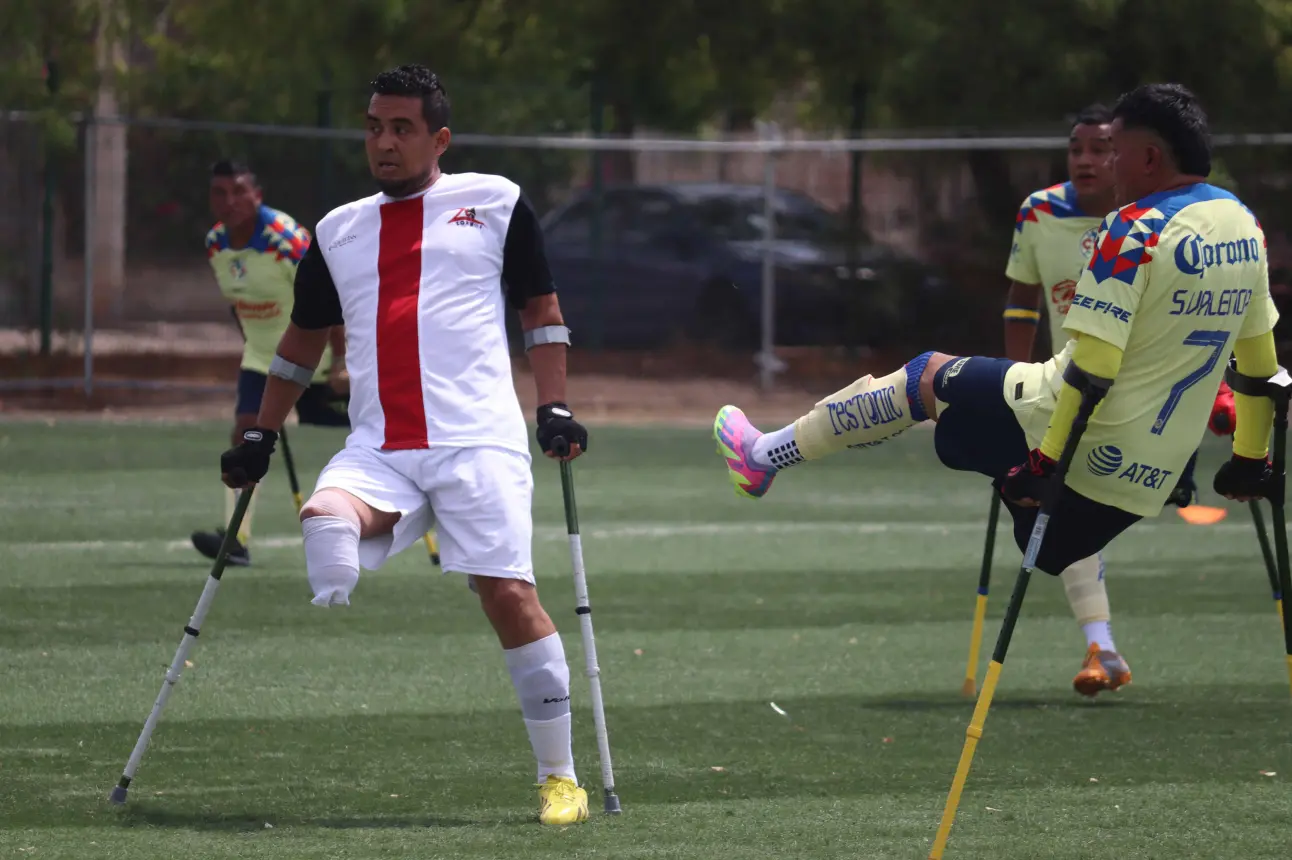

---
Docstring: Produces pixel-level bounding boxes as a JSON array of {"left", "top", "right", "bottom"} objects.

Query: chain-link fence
[{"left": 4, "top": 113, "right": 1292, "bottom": 400}]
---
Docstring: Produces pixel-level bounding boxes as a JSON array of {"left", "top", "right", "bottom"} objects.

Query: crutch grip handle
[{"left": 551, "top": 436, "right": 570, "bottom": 458}]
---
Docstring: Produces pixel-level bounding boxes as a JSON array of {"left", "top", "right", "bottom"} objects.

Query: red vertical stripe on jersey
[{"left": 376, "top": 197, "right": 429, "bottom": 450}]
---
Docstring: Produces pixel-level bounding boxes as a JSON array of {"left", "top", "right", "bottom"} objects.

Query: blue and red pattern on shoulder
[
  {"left": 252, "top": 206, "right": 312, "bottom": 262},
  {"left": 1014, "top": 181, "right": 1088, "bottom": 233},
  {"left": 205, "top": 223, "right": 229, "bottom": 258},
  {"left": 1086, "top": 183, "right": 1247, "bottom": 286}
]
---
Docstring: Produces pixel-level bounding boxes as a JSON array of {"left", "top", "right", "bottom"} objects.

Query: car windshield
[{"left": 686, "top": 193, "right": 845, "bottom": 243}]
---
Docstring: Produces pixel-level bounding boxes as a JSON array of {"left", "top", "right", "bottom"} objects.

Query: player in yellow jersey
[
  {"left": 1001, "top": 104, "right": 1239, "bottom": 695},
  {"left": 715, "top": 84, "right": 1278, "bottom": 613},
  {"left": 1001, "top": 104, "right": 1135, "bottom": 694},
  {"left": 191, "top": 160, "right": 349, "bottom": 566}
]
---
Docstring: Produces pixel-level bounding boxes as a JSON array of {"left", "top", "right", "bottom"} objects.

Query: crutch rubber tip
[
  {"left": 431, "top": 554, "right": 441, "bottom": 566},
  {"left": 603, "top": 792, "right": 621, "bottom": 814},
  {"left": 108, "top": 785, "right": 128, "bottom": 805},
  {"left": 960, "top": 679, "right": 976, "bottom": 698}
]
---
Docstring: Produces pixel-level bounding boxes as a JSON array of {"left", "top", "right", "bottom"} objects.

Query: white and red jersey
[{"left": 290, "top": 172, "right": 554, "bottom": 455}]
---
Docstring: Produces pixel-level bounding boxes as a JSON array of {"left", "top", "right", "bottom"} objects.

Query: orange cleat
[{"left": 1072, "top": 643, "right": 1132, "bottom": 698}]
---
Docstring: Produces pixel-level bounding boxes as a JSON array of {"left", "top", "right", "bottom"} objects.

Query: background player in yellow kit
[
  {"left": 1002, "top": 104, "right": 1132, "bottom": 695},
  {"left": 717, "top": 84, "right": 1278, "bottom": 609},
  {"left": 191, "top": 160, "right": 349, "bottom": 566}
]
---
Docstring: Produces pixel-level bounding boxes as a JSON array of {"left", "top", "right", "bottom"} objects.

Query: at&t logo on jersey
[
  {"left": 1174, "top": 233, "right": 1260, "bottom": 278},
  {"left": 1087, "top": 445, "right": 1123, "bottom": 476},
  {"left": 1088, "top": 444, "right": 1175, "bottom": 489}
]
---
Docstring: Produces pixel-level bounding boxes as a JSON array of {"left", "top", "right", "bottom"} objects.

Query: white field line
[{"left": 2, "top": 518, "right": 1261, "bottom": 554}]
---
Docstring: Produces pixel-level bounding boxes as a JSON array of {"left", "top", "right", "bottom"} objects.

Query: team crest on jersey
[
  {"left": 1080, "top": 227, "right": 1099, "bottom": 259},
  {"left": 448, "top": 207, "right": 485, "bottom": 228},
  {"left": 229, "top": 258, "right": 247, "bottom": 279},
  {"left": 1051, "top": 279, "right": 1076, "bottom": 315}
]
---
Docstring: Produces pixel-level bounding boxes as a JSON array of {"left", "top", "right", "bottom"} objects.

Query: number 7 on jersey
[{"left": 1152, "top": 329, "right": 1231, "bottom": 435}]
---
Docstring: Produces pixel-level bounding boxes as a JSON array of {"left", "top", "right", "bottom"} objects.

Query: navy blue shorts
[
  {"left": 235, "top": 369, "right": 350, "bottom": 428},
  {"left": 930, "top": 356, "right": 1140, "bottom": 576}
]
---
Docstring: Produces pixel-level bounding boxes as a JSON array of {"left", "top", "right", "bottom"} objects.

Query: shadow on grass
[{"left": 116, "top": 805, "right": 481, "bottom": 831}]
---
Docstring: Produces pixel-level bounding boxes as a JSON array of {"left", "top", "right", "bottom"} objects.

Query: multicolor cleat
[
  {"left": 538, "top": 775, "right": 589, "bottom": 825},
  {"left": 1072, "top": 643, "right": 1132, "bottom": 697},
  {"left": 714, "top": 405, "right": 777, "bottom": 499}
]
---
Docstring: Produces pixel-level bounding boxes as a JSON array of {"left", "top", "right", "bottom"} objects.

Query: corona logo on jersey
[
  {"left": 1173, "top": 233, "right": 1261, "bottom": 278},
  {"left": 1051, "top": 280, "right": 1077, "bottom": 315}
]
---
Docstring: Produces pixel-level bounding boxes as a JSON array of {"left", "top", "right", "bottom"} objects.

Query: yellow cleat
[
  {"left": 1072, "top": 642, "right": 1132, "bottom": 698},
  {"left": 538, "top": 775, "right": 588, "bottom": 826}
]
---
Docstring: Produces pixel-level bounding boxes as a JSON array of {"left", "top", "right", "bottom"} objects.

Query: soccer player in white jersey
[
  {"left": 219, "top": 65, "right": 591, "bottom": 825},
  {"left": 715, "top": 84, "right": 1279, "bottom": 622}
]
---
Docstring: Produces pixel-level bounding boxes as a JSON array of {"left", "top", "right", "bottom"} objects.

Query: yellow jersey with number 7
[
  {"left": 1005, "top": 182, "right": 1278, "bottom": 518},
  {"left": 1004, "top": 181, "right": 1104, "bottom": 355}
]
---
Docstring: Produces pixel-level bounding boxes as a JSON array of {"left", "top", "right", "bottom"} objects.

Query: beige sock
[
  {"left": 793, "top": 365, "right": 921, "bottom": 460},
  {"left": 225, "top": 486, "right": 258, "bottom": 546},
  {"left": 1061, "top": 553, "right": 1109, "bottom": 625}
]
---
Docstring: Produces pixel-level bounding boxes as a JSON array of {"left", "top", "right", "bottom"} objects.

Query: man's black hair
[
  {"left": 370, "top": 64, "right": 451, "bottom": 131},
  {"left": 1113, "top": 83, "right": 1212, "bottom": 176},
  {"left": 1072, "top": 103, "right": 1113, "bottom": 128},
  {"left": 210, "top": 159, "right": 257, "bottom": 185}
]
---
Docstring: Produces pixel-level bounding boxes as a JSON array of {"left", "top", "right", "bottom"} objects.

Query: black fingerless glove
[
  {"left": 535, "top": 402, "right": 588, "bottom": 456},
  {"left": 220, "top": 427, "right": 278, "bottom": 487}
]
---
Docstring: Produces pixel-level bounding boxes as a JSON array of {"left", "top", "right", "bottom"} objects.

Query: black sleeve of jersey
[
  {"left": 290, "top": 238, "right": 344, "bottom": 330},
  {"left": 501, "top": 192, "right": 557, "bottom": 310}
]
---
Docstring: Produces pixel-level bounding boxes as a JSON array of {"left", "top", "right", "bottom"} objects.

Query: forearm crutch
[
  {"left": 109, "top": 488, "right": 255, "bottom": 804},
  {"left": 930, "top": 365, "right": 1112, "bottom": 859},
  {"left": 551, "top": 435, "right": 621, "bottom": 814},
  {"left": 1225, "top": 361, "right": 1292, "bottom": 694},
  {"left": 962, "top": 491, "right": 1000, "bottom": 697},
  {"left": 1248, "top": 500, "right": 1284, "bottom": 626}
]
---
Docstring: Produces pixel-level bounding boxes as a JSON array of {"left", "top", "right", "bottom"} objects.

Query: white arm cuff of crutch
[{"left": 523, "top": 325, "right": 571, "bottom": 351}]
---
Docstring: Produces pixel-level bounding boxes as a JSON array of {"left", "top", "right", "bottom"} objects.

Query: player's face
[
  {"left": 1109, "top": 118, "right": 1161, "bottom": 206},
  {"left": 1067, "top": 122, "right": 1113, "bottom": 198},
  {"left": 209, "top": 174, "right": 261, "bottom": 228},
  {"left": 365, "top": 94, "right": 451, "bottom": 197}
]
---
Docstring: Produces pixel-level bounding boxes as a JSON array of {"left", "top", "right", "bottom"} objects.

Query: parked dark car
[{"left": 536, "top": 182, "right": 952, "bottom": 349}]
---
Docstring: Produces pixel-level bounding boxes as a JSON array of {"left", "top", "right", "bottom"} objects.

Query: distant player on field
[
  {"left": 219, "top": 65, "right": 592, "bottom": 825},
  {"left": 192, "top": 161, "right": 349, "bottom": 566},
  {"left": 716, "top": 85, "right": 1278, "bottom": 609},
  {"left": 1002, "top": 104, "right": 1237, "bottom": 696}
]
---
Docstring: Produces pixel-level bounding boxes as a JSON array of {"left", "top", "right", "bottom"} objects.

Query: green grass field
[{"left": 2, "top": 420, "right": 1291, "bottom": 859}]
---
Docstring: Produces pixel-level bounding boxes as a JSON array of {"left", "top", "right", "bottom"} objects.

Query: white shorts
[{"left": 313, "top": 444, "right": 535, "bottom": 583}]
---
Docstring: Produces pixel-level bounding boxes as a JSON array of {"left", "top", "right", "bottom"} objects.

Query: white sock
[
  {"left": 302, "top": 515, "right": 361, "bottom": 606},
  {"left": 504, "top": 632, "right": 576, "bottom": 783},
  {"left": 751, "top": 425, "right": 803, "bottom": 471},
  {"left": 1082, "top": 620, "right": 1116, "bottom": 652}
]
